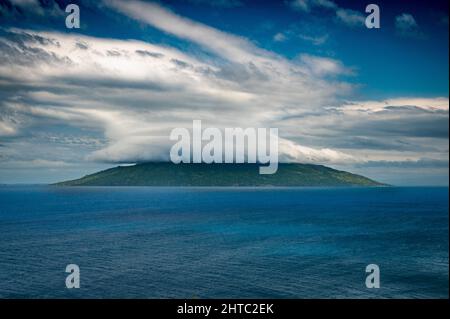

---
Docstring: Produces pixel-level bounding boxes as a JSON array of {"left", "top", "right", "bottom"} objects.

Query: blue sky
[{"left": 0, "top": 0, "right": 448, "bottom": 185}]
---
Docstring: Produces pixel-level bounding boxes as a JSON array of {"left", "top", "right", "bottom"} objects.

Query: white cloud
[
  {"left": 279, "top": 138, "right": 357, "bottom": 164},
  {"left": 335, "top": 9, "right": 365, "bottom": 27},
  {"left": 300, "top": 54, "right": 354, "bottom": 76}
]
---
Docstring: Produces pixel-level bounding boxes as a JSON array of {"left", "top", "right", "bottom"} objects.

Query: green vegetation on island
[{"left": 56, "top": 162, "right": 384, "bottom": 187}]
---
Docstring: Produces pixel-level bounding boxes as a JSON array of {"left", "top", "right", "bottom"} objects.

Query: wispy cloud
[
  {"left": 273, "top": 32, "right": 287, "bottom": 42},
  {"left": 298, "top": 33, "right": 328, "bottom": 45},
  {"left": 183, "top": 0, "right": 242, "bottom": 8},
  {"left": 286, "top": 0, "right": 365, "bottom": 27},
  {"left": 0, "top": 0, "right": 63, "bottom": 19},
  {"left": 273, "top": 28, "right": 328, "bottom": 45},
  {"left": 335, "top": 8, "right": 365, "bottom": 27},
  {"left": 335, "top": 97, "right": 449, "bottom": 114},
  {"left": 104, "top": 0, "right": 262, "bottom": 63},
  {"left": 395, "top": 13, "right": 423, "bottom": 38},
  {"left": 299, "top": 54, "right": 354, "bottom": 76},
  {"left": 287, "top": 0, "right": 337, "bottom": 12}
]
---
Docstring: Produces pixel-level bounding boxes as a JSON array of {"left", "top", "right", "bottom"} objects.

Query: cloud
[
  {"left": 395, "top": 13, "right": 423, "bottom": 37},
  {"left": 2, "top": 22, "right": 444, "bottom": 169},
  {"left": 272, "top": 16, "right": 330, "bottom": 46},
  {"left": 335, "top": 9, "right": 365, "bottom": 27},
  {"left": 279, "top": 138, "right": 357, "bottom": 164},
  {"left": 0, "top": 26, "right": 354, "bottom": 166},
  {"left": 354, "top": 158, "right": 449, "bottom": 169},
  {"left": 287, "top": 0, "right": 309, "bottom": 12},
  {"left": 287, "top": 0, "right": 365, "bottom": 28},
  {"left": 104, "top": 0, "right": 263, "bottom": 64},
  {"left": 299, "top": 54, "right": 354, "bottom": 76},
  {"left": 287, "top": 0, "right": 337, "bottom": 12},
  {"left": 336, "top": 97, "right": 449, "bottom": 114},
  {"left": 183, "top": 0, "right": 243, "bottom": 8},
  {"left": 0, "top": 120, "right": 17, "bottom": 136},
  {"left": 0, "top": 159, "right": 73, "bottom": 168},
  {"left": 298, "top": 33, "right": 328, "bottom": 45},
  {"left": 395, "top": 13, "right": 418, "bottom": 30},
  {"left": 322, "top": 98, "right": 449, "bottom": 142},
  {"left": 273, "top": 28, "right": 328, "bottom": 45},
  {"left": 0, "top": 0, "right": 63, "bottom": 19},
  {"left": 273, "top": 32, "right": 287, "bottom": 42},
  {"left": 276, "top": 96, "right": 449, "bottom": 168}
]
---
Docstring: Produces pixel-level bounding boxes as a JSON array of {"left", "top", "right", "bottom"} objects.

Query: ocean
[{"left": 0, "top": 186, "right": 448, "bottom": 298}]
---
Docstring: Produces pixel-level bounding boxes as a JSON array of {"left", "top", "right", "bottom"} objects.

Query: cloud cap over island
[{"left": 0, "top": 0, "right": 448, "bottom": 185}]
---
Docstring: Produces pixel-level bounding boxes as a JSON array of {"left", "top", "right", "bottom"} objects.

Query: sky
[{"left": 0, "top": 0, "right": 448, "bottom": 185}]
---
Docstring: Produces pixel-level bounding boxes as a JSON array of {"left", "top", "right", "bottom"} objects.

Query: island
[{"left": 55, "top": 162, "right": 384, "bottom": 187}]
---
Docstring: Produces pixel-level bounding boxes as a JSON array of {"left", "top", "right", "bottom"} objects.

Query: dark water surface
[{"left": 0, "top": 186, "right": 448, "bottom": 298}]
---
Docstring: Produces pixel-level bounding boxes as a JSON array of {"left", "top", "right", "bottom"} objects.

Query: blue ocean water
[{"left": 0, "top": 186, "right": 448, "bottom": 298}]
